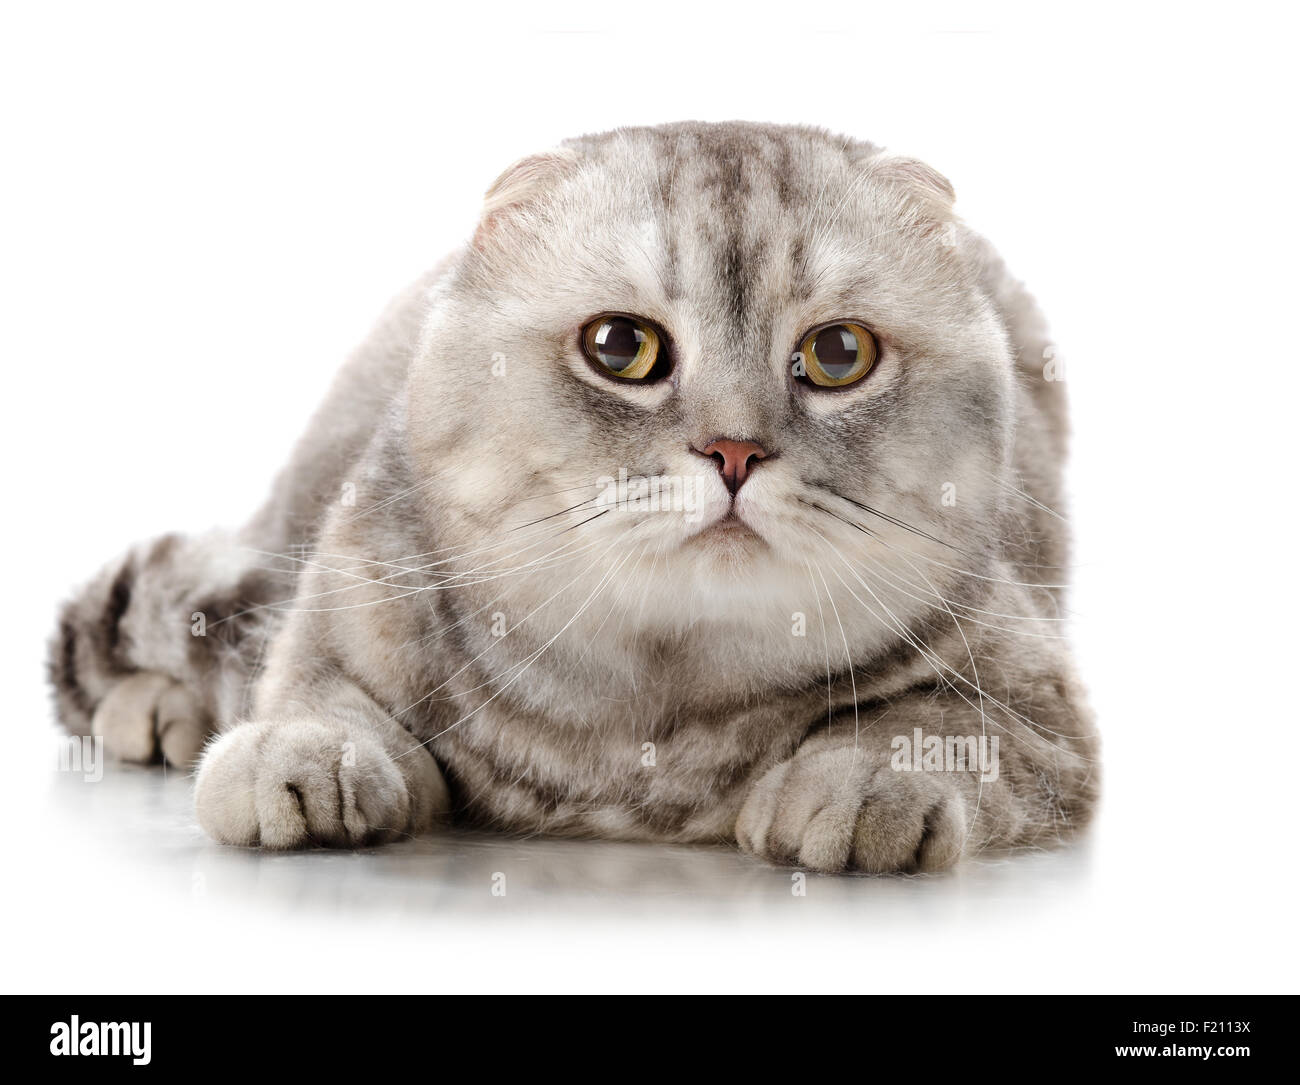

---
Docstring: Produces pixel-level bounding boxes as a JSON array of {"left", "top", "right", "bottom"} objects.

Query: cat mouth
[
  {"left": 685, "top": 509, "right": 766, "bottom": 547},
  {"left": 713, "top": 511, "right": 757, "bottom": 532}
]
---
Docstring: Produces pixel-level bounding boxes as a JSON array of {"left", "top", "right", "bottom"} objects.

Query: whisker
[
  {"left": 393, "top": 536, "right": 640, "bottom": 756},
  {"left": 337, "top": 473, "right": 443, "bottom": 527},
  {"left": 802, "top": 495, "right": 1072, "bottom": 592},
  {"left": 811, "top": 526, "right": 1096, "bottom": 759},
  {"left": 214, "top": 506, "right": 611, "bottom": 626},
  {"left": 512, "top": 495, "right": 600, "bottom": 529},
  {"left": 395, "top": 531, "right": 611, "bottom": 655},
  {"left": 802, "top": 560, "right": 835, "bottom": 735},
  {"left": 384, "top": 528, "right": 635, "bottom": 729},
  {"left": 832, "top": 492, "right": 966, "bottom": 553},
  {"left": 986, "top": 469, "right": 1069, "bottom": 523},
  {"left": 889, "top": 541, "right": 988, "bottom": 854},
  {"left": 810, "top": 559, "right": 860, "bottom": 779}
]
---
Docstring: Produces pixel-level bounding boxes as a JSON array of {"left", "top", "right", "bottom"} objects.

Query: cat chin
[{"left": 675, "top": 535, "right": 800, "bottom": 594}]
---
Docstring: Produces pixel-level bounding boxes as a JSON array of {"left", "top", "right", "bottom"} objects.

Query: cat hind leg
[{"left": 48, "top": 531, "right": 279, "bottom": 768}]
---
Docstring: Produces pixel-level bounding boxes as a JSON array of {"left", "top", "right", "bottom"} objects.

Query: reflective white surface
[
  {"left": 47, "top": 761, "right": 1096, "bottom": 922},
  {"left": 9, "top": 741, "right": 1282, "bottom": 994}
]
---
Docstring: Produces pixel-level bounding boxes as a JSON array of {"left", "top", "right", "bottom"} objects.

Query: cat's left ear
[
  {"left": 859, "top": 151, "right": 957, "bottom": 225},
  {"left": 473, "top": 148, "right": 580, "bottom": 252}
]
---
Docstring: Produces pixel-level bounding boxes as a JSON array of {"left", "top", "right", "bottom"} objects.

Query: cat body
[{"left": 50, "top": 122, "right": 1097, "bottom": 872}]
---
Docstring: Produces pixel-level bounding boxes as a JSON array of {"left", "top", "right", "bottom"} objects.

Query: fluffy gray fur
[{"left": 49, "top": 122, "right": 1098, "bottom": 873}]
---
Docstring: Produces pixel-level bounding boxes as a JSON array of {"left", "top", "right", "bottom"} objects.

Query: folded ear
[
  {"left": 474, "top": 148, "right": 580, "bottom": 251},
  {"left": 860, "top": 151, "right": 957, "bottom": 221}
]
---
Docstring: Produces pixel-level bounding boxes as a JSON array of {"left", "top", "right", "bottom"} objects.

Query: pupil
[
  {"left": 596, "top": 318, "right": 644, "bottom": 371},
  {"left": 814, "top": 326, "right": 859, "bottom": 379}
]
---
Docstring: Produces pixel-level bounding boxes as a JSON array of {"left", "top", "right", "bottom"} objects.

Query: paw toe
[
  {"left": 194, "top": 725, "right": 262, "bottom": 845},
  {"left": 911, "top": 794, "right": 967, "bottom": 872},
  {"left": 850, "top": 780, "right": 967, "bottom": 874},
  {"left": 156, "top": 684, "right": 209, "bottom": 768},
  {"left": 796, "top": 798, "right": 859, "bottom": 872},
  {"left": 91, "top": 672, "right": 172, "bottom": 763}
]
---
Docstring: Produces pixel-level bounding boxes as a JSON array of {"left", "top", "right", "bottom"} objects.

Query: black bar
[{"left": 1, "top": 995, "right": 1288, "bottom": 1073}]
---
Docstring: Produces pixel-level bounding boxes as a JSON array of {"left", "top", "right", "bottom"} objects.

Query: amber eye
[
  {"left": 581, "top": 315, "right": 663, "bottom": 380},
  {"left": 797, "top": 323, "right": 878, "bottom": 388}
]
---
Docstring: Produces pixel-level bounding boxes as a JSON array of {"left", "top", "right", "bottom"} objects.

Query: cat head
[{"left": 406, "top": 122, "right": 1016, "bottom": 667}]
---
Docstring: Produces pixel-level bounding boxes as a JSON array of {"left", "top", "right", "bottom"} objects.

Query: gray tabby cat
[{"left": 49, "top": 122, "right": 1098, "bottom": 873}]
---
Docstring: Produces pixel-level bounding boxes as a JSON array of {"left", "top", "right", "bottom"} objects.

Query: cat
[{"left": 48, "top": 121, "right": 1099, "bottom": 873}]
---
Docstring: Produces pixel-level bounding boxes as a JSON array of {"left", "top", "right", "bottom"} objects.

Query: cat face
[{"left": 406, "top": 123, "right": 1015, "bottom": 659}]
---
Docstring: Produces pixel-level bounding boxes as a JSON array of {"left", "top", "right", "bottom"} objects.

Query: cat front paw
[
  {"left": 194, "top": 718, "right": 446, "bottom": 848},
  {"left": 735, "top": 749, "right": 967, "bottom": 874}
]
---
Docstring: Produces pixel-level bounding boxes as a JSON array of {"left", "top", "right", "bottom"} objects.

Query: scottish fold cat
[{"left": 50, "top": 122, "right": 1097, "bottom": 872}]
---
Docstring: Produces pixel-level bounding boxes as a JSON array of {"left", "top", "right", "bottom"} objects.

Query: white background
[{"left": 2, "top": 1, "right": 1296, "bottom": 993}]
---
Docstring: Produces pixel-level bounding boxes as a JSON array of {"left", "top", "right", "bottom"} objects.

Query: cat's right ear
[{"left": 473, "top": 148, "right": 580, "bottom": 252}]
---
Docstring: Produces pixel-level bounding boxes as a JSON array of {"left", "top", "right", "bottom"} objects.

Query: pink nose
[{"left": 698, "top": 438, "right": 768, "bottom": 494}]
